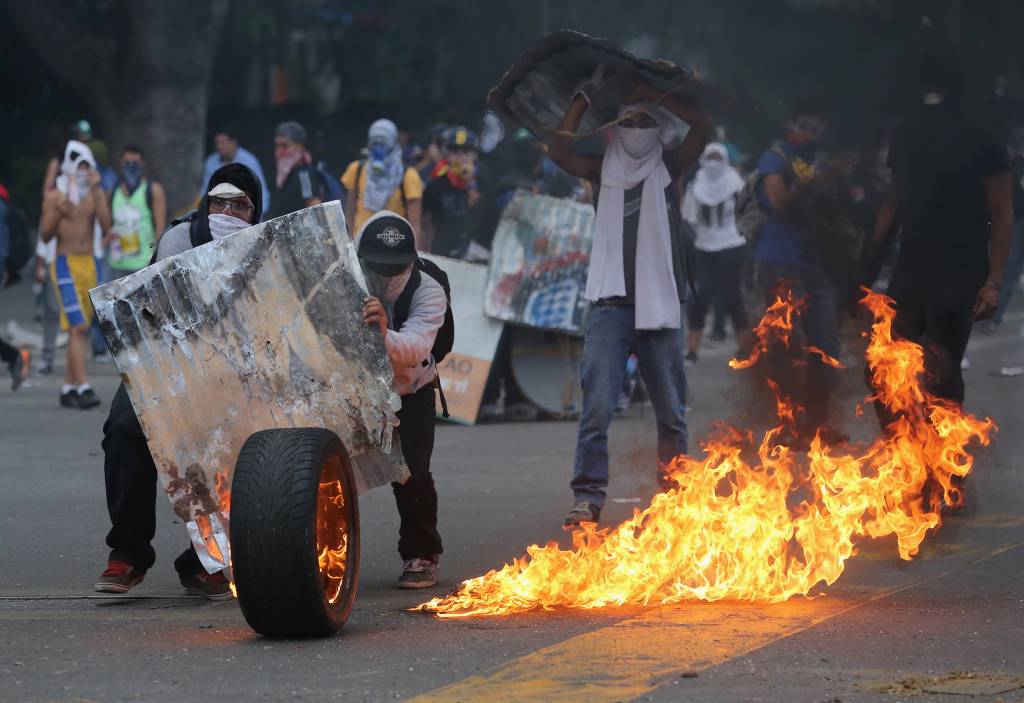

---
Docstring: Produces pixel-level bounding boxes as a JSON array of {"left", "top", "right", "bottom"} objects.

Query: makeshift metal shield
[{"left": 90, "top": 201, "right": 408, "bottom": 573}]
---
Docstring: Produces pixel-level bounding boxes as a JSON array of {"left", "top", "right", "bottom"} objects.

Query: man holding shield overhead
[{"left": 547, "top": 66, "right": 712, "bottom": 527}]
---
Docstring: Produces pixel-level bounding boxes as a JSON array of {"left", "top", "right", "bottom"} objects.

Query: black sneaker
[
  {"left": 60, "top": 389, "right": 81, "bottom": 408},
  {"left": 9, "top": 351, "right": 24, "bottom": 391},
  {"left": 77, "top": 388, "right": 101, "bottom": 410},
  {"left": 684, "top": 351, "right": 698, "bottom": 368},
  {"left": 398, "top": 557, "right": 439, "bottom": 589},
  {"left": 94, "top": 560, "right": 146, "bottom": 594},
  {"left": 563, "top": 501, "right": 600, "bottom": 528},
  {"left": 180, "top": 570, "right": 233, "bottom": 601}
]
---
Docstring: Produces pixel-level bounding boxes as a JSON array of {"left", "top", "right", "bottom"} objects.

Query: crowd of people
[{"left": 0, "top": 47, "right": 1019, "bottom": 597}]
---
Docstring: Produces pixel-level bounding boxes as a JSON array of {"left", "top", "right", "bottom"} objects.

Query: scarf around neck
[{"left": 585, "top": 103, "right": 681, "bottom": 330}]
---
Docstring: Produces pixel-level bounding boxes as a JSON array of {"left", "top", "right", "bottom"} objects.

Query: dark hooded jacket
[
  {"left": 150, "top": 163, "right": 264, "bottom": 265},
  {"left": 190, "top": 163, "right": 264, "bottom": 247}
]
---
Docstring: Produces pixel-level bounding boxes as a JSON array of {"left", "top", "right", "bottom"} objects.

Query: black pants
[
  {"left": 480, "top": 327, "right": 527, "bottom": 406},
  {"left": 392, "top": 384, "right": 442, "bottom": 560},
  {"left": 0, "top": 337, "right": 18, "bottom": 365},
  {"left": 686, "top": 246, "right": 750, "bottom": 333},
  {"left": 885, "top": 280, "right": 975, "bottom": 406},
  {"left": 103, "top": 384, "right": 201, "bottom": 576}
]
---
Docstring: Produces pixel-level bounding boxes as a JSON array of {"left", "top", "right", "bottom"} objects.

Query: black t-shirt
[
  {"left": 888, "top": 105, "right": 1009, "bottom": 288},
  {"left": 267, "top": 164, "right": 324, "bottom": 219},
  {"left": 590, "top": 152, "right": 689, "bottom": 304},
  {"left": 423, "top": 176, "right": 471, "bottom": 257}
]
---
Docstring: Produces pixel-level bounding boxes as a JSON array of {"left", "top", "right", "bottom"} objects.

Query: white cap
[{"left": 207, "top": 182, "right": 247, "bottom": 199}]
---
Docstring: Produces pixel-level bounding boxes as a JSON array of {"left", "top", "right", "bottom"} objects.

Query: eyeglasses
[{"left": 209, "top": 196, "right": 254, "bottom": 216}]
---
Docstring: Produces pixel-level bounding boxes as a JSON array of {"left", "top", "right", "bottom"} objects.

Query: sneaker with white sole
[
  {"left": 398, "top": 557, "right": 439, "bottom": 589},
  {"left": 94, "top": 560, "right": 146, "bottom": 594}
]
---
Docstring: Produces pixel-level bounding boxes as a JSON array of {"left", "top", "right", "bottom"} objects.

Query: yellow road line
[{"left": 411, "top": 543, "right": 1022, "bottom": 703}]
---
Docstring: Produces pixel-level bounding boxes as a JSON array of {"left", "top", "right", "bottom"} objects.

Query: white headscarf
[
  {"left": 56, "top": 140, "right": 97, "bottom": 205},
  {"left": 586, "top": 103, "right": 682, "bottom": 330},
  {"left": 691, "top": 142, "right": 744, "bottom": 206},
  {"left": 364, "top": 119, "right": 405, "bottom": 213}
]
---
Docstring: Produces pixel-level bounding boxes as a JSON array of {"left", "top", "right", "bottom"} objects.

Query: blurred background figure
[
  {"left": 200, "top": 127, "right": 271, "bottom": 216},
  {"left": 682, "top": 142, "right": 750, "bottom": 366},
  {"left": 267, "top": 120, "right": 329, "bottom": 219},
  {"left": 108, "top": 144, "right": 166, "bottom": 280},
  {"left": 342, "top": 118, "right": 424, "bottom": 242}
]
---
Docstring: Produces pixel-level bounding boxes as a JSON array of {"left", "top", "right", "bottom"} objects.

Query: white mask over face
[
  {"left": 701, "top": 160, "right": 727, "bottom": 180},
  {"left": 208, "top": 213, "right": 250, "bottom": 239},
  {"left": 617, "top": 126, "right": 660, "bottom": 159}
]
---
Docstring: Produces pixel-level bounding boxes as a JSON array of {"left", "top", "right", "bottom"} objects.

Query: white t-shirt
[{"left": 681, "top": 182, "right": 746, "bottom": 253}]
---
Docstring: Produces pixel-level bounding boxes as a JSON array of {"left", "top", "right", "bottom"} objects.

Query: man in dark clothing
[
  {"left": 752, "top": 103, "right": 842, "bottom": 444},
  {"left": 94, "top": 164, "right": 263, "bottom": 600},
  {"left": 266, "top": 121, "right": 327, "bottom": 219},
  {"left": 865, "top": 50, "right": 1013, "bottom": 407},
  {"left": 358, "top": 211, "right": 447, "bottom": 588},
  {"left": 421, "top": 126, "right": 485, "bottom": 259}
]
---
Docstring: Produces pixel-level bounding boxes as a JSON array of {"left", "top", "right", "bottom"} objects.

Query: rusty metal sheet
[
  {"left": 90, "top": 201, "right": 407, "bottom": 572},
  {"left": 488, "top": 30, "right": 700, "bottom": 139}
]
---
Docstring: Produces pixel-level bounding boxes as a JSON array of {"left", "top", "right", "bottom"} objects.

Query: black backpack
[
  {"left": 392, "top": 257, "right": 455, "bottom": 417},
  {"left": 2, "top": 195, "right": 32, "bottom": 287},
  {"left": 392, "top": 257, "right": 455, "bottom": 364}
]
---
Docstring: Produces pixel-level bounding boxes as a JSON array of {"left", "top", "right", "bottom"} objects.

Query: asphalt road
[{"left": 1, "top": 280, "right": 1023, "bottom": 703}]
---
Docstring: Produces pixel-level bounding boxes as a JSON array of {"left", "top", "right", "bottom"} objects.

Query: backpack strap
[
  {"left": 355, "top": 160, "right": 365, "bottom": 207},
  {"left": 400, "top": 168, "right": 409, "bottom": 212},
  {"left": 432, "top": 374, "right": 449, "bottom": 418}
]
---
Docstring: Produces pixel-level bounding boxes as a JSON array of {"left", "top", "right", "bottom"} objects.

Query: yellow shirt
[{"left": 341, "top": 161, "right": 424, "bottom": 232}]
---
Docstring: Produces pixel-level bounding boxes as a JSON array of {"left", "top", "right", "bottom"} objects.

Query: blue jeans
[{"left": 571, "top": 304, "right": 688, "bottom": 507}]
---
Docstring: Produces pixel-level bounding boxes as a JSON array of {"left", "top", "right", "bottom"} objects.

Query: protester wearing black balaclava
[
  {"left": 862, "top": 48, "right": 1013, "bottom": 415},
  {"left": 94, "top": 163, "right": 263, "bottom": 601}
]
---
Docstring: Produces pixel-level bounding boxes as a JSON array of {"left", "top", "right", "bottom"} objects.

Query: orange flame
[
  {"left": 415, "top": 290, "right": 994, "bottom": 617},
  {"left": 317, "top": 477, "right": 349, "bottom": 604}
]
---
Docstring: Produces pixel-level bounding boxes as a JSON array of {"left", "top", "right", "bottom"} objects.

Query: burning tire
[{"left": 230, "top": 428, "right": 360, "bottom": 637}]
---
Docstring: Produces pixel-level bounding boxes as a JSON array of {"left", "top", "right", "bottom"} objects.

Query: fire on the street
[{"left": 415, "top": 291, "right": 994, "bottom": 617}]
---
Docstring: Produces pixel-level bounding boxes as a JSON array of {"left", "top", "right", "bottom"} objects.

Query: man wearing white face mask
[
  {"left": 548, "top": 76, "right": 712, "bottom": 527},
  {"left": 357, "top": 211, "right": 450, "bottom": 589},
  {"left": 94, "top": 163, "right": 263, "bottom": 600},
  {"left": 682, "top": 142, "right": 751, "bottom": 364},
  {"left": 155, "top": 163, "right": 262, "bottom": 261}
]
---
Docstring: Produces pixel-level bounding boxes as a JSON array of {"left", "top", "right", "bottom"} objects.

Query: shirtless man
[{"left": 39, "top": 141, "right": 112, "bottom": 409}]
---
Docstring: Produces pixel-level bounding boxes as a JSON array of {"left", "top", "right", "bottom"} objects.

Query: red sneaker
[
  {"left": 180, "top": 570, "right": 233, "bottom": 601},
  {"left": 94, "top": 560, "right": 146, "bottom": 594}
]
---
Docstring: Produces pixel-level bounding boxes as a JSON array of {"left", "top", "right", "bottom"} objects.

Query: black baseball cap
[{"left": 356, "top": 210, "right": 417, "bottom": 265}]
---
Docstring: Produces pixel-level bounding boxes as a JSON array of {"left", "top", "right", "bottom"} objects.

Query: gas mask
[{"left": 369, "top": 143, "right": 391, "bottom": 175}]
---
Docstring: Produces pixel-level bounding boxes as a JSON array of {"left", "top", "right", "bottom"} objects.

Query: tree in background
[{"left": 4, "top": 0, "right": 230, "bottom": 214}]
